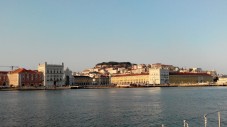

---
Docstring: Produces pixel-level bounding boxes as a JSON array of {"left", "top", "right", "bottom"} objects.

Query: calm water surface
[{"left": 1, "top": 87, "right": 227, "bottom": 127}]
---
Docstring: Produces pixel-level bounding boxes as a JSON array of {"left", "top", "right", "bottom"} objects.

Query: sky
[{"left": 0, "top": 0, "right": 227, "bottom": 73}]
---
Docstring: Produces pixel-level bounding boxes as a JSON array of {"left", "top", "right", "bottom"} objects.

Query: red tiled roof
[
  {"left": 10, "top": 68, "right": 26, "bottom": 74},
  {"left": 10, "top": 68, "right": 41, "bottom": 74},
  {"left": 170, "top": 72, "right": 211, "bottom": 76},
  {"left": 112, "top": 73, "right": 149, "bottom": 77}
]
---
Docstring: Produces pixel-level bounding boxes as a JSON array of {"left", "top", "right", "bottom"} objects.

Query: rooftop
[
  {"left": 170, "top": 72, "right": 211, "bottom": 76},
  {"left": 10, "top": 68, "right": 41, "bottom": 74},
  {"left": 112, "top": 73, "right": 149, "bottom": 77},
  {"left": 0, "top": 71, "right": 9, "bottom": 74}
]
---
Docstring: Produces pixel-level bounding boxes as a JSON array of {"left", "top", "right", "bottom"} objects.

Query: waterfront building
[
  {"left": 100, "top": 76, "right": 110, "bottom": 85},
  {"left": 88, "top": 72, "right": 110, "bottom": 85},
  {"left": 91, "top": 75, "right": 110, "bottom": 85},
  {"left": 111, "top": 73, "right": 149, "bottom": 86},
  {"left": 74, "top": 76, "right": 92, "bottom": 86},
  {"left": 8, "top": 68, "right": 43, "bottom": 87},
  {"left": 38, "top": 62, "right": 64, "bottom": 87},
  {"left": 74, "top": 74, "right": 110, "bottom": 86},
  {"left": 169, "top": 72, "right": 213, "bottom": 84},
  {"left": 149, "top": 68, "right": 169, "bottom": 85},
  {"left": 216, "top": 76, "right": 227, "bottom": 85},
  {"left": 0, "top": 71, "right": 9, "bottom": 86},
  {"left": 64, "top": 68, "right": 74, "bottom": 85}
]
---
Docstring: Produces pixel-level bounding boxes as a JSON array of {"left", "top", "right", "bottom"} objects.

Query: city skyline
[{"left": 1, "top": 0, "right": 227, "bottom": 73}]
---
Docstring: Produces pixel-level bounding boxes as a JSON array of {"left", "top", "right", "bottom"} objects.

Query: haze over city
[{"left": 1, "top": 0, "right": 227, "bottom": 73}]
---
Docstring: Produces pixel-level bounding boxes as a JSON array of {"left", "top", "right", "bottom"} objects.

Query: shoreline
[
  {"left": 1, "top": 84, "right": 227, "bottom": 91},
  {"left": 0, "top": 86, "right": 71, "bottom": 91}
]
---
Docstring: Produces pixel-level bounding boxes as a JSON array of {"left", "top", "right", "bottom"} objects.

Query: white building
[
  {"left": 149, "top": 68, "right": 169, "bottom": 85},
  {"left": 38, "top": 62, "right": 64, "bottom": 87},
  {"left": 64, "top": 68, "right": 74, "bottom": 85}
]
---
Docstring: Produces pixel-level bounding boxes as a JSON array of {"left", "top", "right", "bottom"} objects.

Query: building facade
[
  {"left": 74, "top": 75, "right": 110, "bottom": 86},
  {"left": 74, "top": 76, "right": 92, "bottom": 86},
  {"left": 0, "top": 71, "right": 9, "bottom": 86},
  {"left": 216, "top": 76, "right": 227, "bottom": 85},
  {"left": 91, "top": 75, "right": 110, "bottom": 85},
  {"left": 169, "top": 72, "right": 213, "bottom": 84},
  {"left": 149, "top": 68, "right": 169, "bottom": 85},
  {"left": 64, "top": 68, "right": 74, "bottom": 85},
  {"left": 38, "top": 62, "right": 64, "bottom": 87},
  {"left": 8, "top": 68, "right": 43, "bottom": 87},
  {"left": 111, "top": 73, "right": 149, "bottom": 87}
]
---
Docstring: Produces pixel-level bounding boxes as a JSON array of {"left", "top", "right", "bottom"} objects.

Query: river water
[{"left": 1, "top": 87, "right": 227, "bottom": 127}]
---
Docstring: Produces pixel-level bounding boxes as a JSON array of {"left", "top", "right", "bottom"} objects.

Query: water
[{"left": 1, "top": 87, "right": 227, "bottom": 127}]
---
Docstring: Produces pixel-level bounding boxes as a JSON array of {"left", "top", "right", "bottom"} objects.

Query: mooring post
[
  {"left": 204, "top": 114, "right": 207, "bottom": 127},
  {"left": 186, "top": 122, "right": 189, "bottom": 127},
  {"left": 161, "top": 124, "right": 164, "bottom": 127},
  {"left": 218, "top": 112, "right": 221, "bottom": 127},
  {"left": 183, "top": 120, "right": 186, "bottom": 127}
]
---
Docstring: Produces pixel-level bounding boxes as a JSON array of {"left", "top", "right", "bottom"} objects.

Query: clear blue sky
[{"left": 0, "top": 0, "right": 227, "bottom": 73}]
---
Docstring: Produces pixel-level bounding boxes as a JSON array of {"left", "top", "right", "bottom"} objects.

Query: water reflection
[{"left": 1, "top": 88, "right": 227, "bottom": 127}]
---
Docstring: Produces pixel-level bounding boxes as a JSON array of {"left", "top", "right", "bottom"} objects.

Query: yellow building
[
  {"left": 217, "top": 76, "right": 227, "bottom": 85},
  {"left": 169, "top": 72, "right": 213, "bottom": 84},
  {"left": 8, "top": 71, "right": 19, "bottom": 87},
  {"left": 111, "top": 73, "right": 149, "bottom": 87},
  {"left": 111, "top": 72, "right": 213, "bottom": 87}
]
